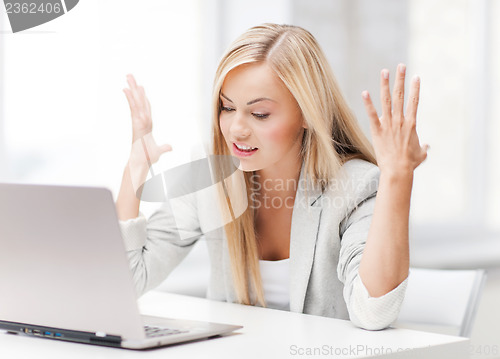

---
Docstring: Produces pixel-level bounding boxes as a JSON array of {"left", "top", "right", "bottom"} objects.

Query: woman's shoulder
[
  {"left": 340, "top": 158, "right": 379, "bottom": 180},
  {"left": 336, "top": 158, "right": 379, "bottom": 190},
  {"left": 320, "top": 158, "right": 379, "bottom": 207}
]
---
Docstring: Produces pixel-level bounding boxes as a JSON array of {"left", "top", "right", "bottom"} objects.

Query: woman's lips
[{"left": 232, "top": 143, "right": 258, "bottom": 157}]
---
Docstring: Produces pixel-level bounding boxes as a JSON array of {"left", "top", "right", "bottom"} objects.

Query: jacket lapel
[
  {"left": 289, "top": 163, "right": 323, "bottom": 313},
  {"left": 220, "top": 162, "right": 323, "bottom": 310}
]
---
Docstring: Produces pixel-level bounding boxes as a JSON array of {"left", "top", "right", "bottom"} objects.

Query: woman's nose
[{"left": 230, "top": 114, "right": 251, "bottom": 138}]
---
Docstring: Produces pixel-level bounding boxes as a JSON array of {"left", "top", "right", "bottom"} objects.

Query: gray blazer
[{"left": 120, "top": 159, "right": 408, "bottom": 330}]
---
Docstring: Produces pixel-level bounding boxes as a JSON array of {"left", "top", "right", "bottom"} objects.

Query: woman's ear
[{"left": 302, "top": 118, "right": 308, "bottom": 129}]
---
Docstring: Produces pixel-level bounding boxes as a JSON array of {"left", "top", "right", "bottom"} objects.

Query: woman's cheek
[
  {"left": 219, "top": 117, "right": 229, "bottom": 138},
  {"left": 264, "top": 121, "right": 296, "bottom": 149}
]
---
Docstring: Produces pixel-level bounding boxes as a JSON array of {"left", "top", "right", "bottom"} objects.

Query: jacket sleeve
[
  {"left": 119, "top": 192, "right": 203, "bottom": 297},
  {"left": 337, "top": 166, "right": 408, "bottom": 330}
]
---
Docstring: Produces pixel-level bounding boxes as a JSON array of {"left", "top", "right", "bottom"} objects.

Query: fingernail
[
  {"left": 382, "top": 70, "right": 389, "bottom": 79},
  {"left": 362, "top": 90, "right": 369, "bottom": 99},
  {"left": 413, "top": 75, "right": 420, "bottom": 83},
  {"left": 399, "top": 64, "right": 406, "bottom": 74}
]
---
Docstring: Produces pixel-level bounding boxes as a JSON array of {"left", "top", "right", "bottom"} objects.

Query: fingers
[
  {"left": 406, "top": 75, "right": 420, "bottom": 124},
  {"left": 126, "top": 74, "right": 143, "bottom": 104},
  {"left": 138, "top": 85, "right": 149, "bottom": 116},
  {"left": 380, "top": 69, "right": 391, "bottom": 122},
  {"left": 126, "top": 74, "right": 141, "bottom": 108},
  {"left": 124, "top": 74, "right": 138, "bottom": 112},
  {"left": 392, "top": 64, "right": 406, "bottom": 121},
  {"left": 124, "top": 74, "right": 150, "bottom": 118},
  {"left": 123, "top": 88, "right": 135, "bottom": 112},
  {"left": 362, "top": 91, "right": 380, "bottom": 134},
  {"left": 126, "top": 73, "right": 138, "bottom": 92}
]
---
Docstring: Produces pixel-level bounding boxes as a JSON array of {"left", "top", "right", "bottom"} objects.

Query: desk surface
[{"left": 0, "top": 291, "right": 469, "bottom": 358}]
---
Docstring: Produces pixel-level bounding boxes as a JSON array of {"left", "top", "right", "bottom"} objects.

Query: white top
[{"left": 259, "top": 258, "right": 290, "bottom": 311}]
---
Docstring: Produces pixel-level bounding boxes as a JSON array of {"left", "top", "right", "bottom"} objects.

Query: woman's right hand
[{"left": 123, "top": 74, "right": 172, "bottom": 168}]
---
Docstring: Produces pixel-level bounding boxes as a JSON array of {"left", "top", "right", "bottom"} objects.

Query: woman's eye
[
  {"left": 220, "top": 106, "right": 268, "bottom": 119},
  {"left": 252, "top": 113, "right": 269, "bottom": 119}
]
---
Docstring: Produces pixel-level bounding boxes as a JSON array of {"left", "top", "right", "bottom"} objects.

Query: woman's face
[{"left": 219, "top": 62, "right": 306, "bottom": 173}]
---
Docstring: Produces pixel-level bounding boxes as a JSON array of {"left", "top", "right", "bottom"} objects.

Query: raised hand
[
  {"left": 357, "top": 64, "right": 428, "bottom": 298},
  {"left": 362, "top": 64, "right": 428, "bottom": 176},
  {"left": 123, "top": 74, "right": 172, "bottom": 168}
]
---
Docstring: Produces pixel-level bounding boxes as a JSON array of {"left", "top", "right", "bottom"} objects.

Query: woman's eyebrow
[{"left": 220, "top": 92, "right": 276, "bottom": 105}]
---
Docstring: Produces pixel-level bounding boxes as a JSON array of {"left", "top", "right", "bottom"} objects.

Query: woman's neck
[{"left": 254, "top": 155, "right": 302, "bottom": 200}]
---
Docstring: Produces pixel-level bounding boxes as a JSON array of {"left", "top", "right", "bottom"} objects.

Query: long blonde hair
[{"left": 211, "top": 23, "right": 376, "bottom": 307}]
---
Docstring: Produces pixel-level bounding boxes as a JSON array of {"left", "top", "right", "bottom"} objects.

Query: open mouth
[{"left": 232, "top": 143, "right": 258, "bottom": 156}]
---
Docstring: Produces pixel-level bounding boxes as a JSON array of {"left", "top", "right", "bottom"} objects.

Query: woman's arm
[
  {"left": 116, "top": 74, "right": 172, "bottom": 221},
  {"left": 115, "top": 74, "right": 203, "bottom": 296},
  {"left": 358, "top": 64, "right": 428, "bottom": 297}
]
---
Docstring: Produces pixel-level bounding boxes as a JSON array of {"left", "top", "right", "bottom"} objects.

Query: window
[
  {"left": 408, "top": 0, "right": 499, "bottom": 236},
  {"left": 0, "top": 0, "right": 203, "bottom": 207}
]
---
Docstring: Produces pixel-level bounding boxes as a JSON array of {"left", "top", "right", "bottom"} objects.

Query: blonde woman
[{"left": 116, "top": 23, "right": 428, "bottom": 330}]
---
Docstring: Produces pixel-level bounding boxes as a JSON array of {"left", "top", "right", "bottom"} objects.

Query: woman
[{"left": 116, "top": 23, "right": 428, "bottom": 330}]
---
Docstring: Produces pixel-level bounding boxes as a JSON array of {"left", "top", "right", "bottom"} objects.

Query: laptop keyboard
[{"left": 144, "top": 325, "right": 189, "bottom": 338}]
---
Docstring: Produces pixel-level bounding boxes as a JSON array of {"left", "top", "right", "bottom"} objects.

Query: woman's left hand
[{"left": 362, "top": 64, "right": 429, "bottom": 177}]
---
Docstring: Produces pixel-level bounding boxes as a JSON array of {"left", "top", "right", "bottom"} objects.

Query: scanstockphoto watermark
[
  {"left": 129, "top": 155, "right": 378, "bottom": 210},
  {"left": 289, "top": 344, "right": 430, "bottom": 357},
  {"left": 249, "top": 173, "right": 375, "bottom": 195},
  {"left": 248, "top": 173, "right": 378, "bottom": 210},
  {"left": 2, "top": 0, "right": 79, "bottom": 33},
  {"left": 129, "top": 136, "right": 379, "bottom": 207},
  {"left": 127, "top": 140, "right": 379, "bottom": 241}
]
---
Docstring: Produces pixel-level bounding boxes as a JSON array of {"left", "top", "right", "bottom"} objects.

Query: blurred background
[{"left": 0, "top": 0, "right": 498, "bottom": 356}]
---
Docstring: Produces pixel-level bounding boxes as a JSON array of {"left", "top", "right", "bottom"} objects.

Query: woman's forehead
[{"left": 221, "top": 63, "right": 292, "bottom": 104}]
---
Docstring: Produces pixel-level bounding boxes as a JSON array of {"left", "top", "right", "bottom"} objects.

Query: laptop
[{"left": 0, "top": 183, "right": 242, "bottom": 349}]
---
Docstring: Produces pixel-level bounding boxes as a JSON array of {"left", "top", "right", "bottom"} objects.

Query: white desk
[{"left": 0, "top": 291, "right": 469, "bottom": 358}]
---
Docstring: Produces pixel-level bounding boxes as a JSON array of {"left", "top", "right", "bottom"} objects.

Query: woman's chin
[
  {"left": 238, "top": 164, "right": 255, "bottom": 172},
  {"left": 237, "top": 162, "right": 261, "bottom": 172}
]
